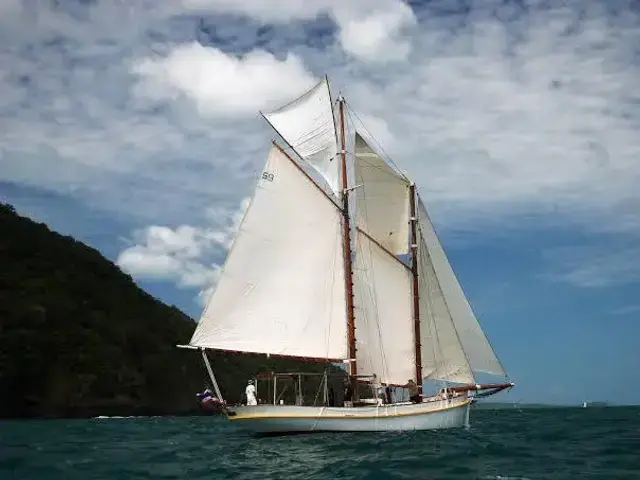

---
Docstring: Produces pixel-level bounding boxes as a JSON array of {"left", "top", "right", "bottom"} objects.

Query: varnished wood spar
[
  {"left": 447, "top": 382, "right": 515, "bottom": 401},
  {"left": 355, "top": 227, "right": 412, "bottom": 272},
  {"left": 450, "top": 382, "right": 515, "bottom": 394},
  {"left": 409, "top": 184, "right": 422, "bottom": 390},
  {"left": 198, "top": 346, "right": 344, "bottom": 364},
  {"left": 339, "top": 98, "right": 357, "bottom": 377}
]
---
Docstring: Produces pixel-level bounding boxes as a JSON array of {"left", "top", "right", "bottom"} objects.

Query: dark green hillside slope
[{"left": 0, "top": 203, "right": 332, "bottom": 418}]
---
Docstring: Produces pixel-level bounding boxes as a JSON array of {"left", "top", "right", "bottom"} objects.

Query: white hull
[{"left": 228, "top": 396, "right": 471, "bottom": 433}]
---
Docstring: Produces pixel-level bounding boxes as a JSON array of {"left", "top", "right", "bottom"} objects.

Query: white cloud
[
  {"left": 117, "top": 246, "right": 184, "bottom": 279},
  {"left": 116, "top": 199, "right": 249, "bottom": 304},
  {"left": 132, "top": 43, "right": 316, "bottom": 117},
  {"left": 333, "top": 1, "right": 416, "bottom": 62},
  {"left": 141, "top": 225, "right": 203, "bottom": 259}
]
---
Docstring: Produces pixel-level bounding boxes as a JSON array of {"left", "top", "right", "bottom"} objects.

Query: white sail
[
  {"left": 262, "top": 78, "right": 340, "bottom": 195},
  {"left": 417, "top": 197, "right": 506, "bottom": 378},
  {"left": 353, "top": 230, "right": 415, "bottom": 385},
  {"left": 417, "top": 234, "right": 475, "bottom": 384},
  {"left": 354, "top": 133, "right": 410, "bottom": 255},
  {"left": 190, "top": 145, "right": 348, "bottom": 360}
]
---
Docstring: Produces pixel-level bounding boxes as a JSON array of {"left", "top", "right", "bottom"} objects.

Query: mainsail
[
  {"left": 190, "top": 78, "right": 508, "bottom": 389},
  {"left": 189, "top": 144, "right": 347, "bottom": 361},
  {"left": 353, "top": 230, "right": 414, "bottom": 385}
]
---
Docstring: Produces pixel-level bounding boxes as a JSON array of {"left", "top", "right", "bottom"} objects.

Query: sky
[{"left": 1, "top": 0, "right": 639, "bottom": 406}]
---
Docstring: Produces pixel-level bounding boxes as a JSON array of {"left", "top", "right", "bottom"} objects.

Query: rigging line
[{"left": 344, "top": 101, "right": 410, "bottom": 183}]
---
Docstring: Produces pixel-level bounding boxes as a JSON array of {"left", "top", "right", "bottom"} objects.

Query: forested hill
[{"left": 0, "top": 203, "right": 326, "bottom": 418}]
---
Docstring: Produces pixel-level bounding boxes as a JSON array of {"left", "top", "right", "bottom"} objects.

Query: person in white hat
[{"left": 245, "top": 379, "right": 257, "bottom": 406}]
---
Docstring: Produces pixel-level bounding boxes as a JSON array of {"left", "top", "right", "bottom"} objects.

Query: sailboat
[{"left": 178, "top": 76, "right": 514, "bottom": 433}]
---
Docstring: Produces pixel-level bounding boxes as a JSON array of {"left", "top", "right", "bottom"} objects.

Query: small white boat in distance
[{"left": 178, "top": 76, "right": 514, "bottom": 433}]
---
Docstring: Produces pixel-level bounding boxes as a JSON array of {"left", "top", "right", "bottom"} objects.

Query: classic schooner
[{"left": 178, "top": 76, "right": 514, "bottom": 433}]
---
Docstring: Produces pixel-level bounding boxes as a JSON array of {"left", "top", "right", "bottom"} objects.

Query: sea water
[{"left": 1, "top": 407, "right": 638, "bottom": 479}]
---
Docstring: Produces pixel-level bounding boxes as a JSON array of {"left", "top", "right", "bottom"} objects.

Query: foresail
[
  {"left": 417, "top": 197, "right": 506, "bottom": 378},
  {"left": 354, "top": 133, "right": 410, "bottom": 255},
  {"left": 353, "top": 230, "right": 415, "bottom": 385},
  {"left": 417, "top": 234, "right": 475, "bottom": 385},
  {"left": 190, "top": 145, "right": 348, "bottom": 360},
  {"left": 262, "top": 78, "right": 340, "bottom": 195}
]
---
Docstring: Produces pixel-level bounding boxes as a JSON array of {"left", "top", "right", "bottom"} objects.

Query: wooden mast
[
  {"left": 409, "top": 184, "right": 422, "bottom": 390},
  {"left": 338, "top": 96, "right": 357, "bottom": 378}
]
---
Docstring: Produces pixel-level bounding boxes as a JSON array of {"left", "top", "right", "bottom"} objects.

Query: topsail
[{"left": 262, "top": 78, "right": 340, "bottom": 196}]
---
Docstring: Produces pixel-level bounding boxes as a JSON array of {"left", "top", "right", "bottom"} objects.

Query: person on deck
[
  {"left": 245, "top": 379, "right": 257, "bottom": 406},
  {"left": 407, "top": 379, "right": 421, "bottom": 403},
  {"left": 343, "top": 378, "right": 354, "bottom": 407},
  {"left": 372, "top": 374, "right": 384, "bottom": 406}
]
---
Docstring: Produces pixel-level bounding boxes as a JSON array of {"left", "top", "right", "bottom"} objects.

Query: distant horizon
[{"left": 473, "top": 401, "right": 626, "bottom": 407}]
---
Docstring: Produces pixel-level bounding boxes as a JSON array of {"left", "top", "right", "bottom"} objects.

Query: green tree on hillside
[{"left": 0, "top": 203, "right": 335, "bottom": 418}]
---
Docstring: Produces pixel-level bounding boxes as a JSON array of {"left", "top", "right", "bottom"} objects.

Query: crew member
[{"left": 245, "top": 379, "right": 257, "bottom": 406}]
